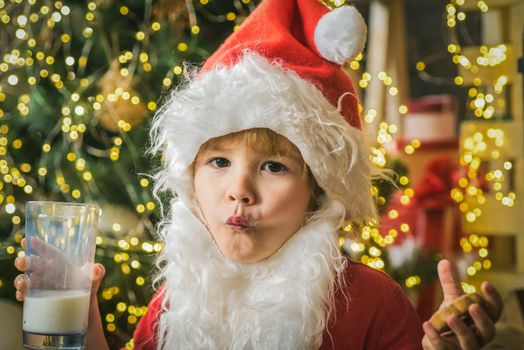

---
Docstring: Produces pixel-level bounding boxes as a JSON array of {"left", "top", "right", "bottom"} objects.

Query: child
[{"left": 15, "top": 0, "right": 502, "bottom": 349}]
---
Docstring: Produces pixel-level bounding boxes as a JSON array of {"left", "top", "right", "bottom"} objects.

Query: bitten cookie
[{"left": 429, "top": 293, "right": 484, "bottom": 332}]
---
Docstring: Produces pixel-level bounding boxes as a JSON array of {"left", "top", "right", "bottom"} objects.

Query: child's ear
[{"left": 307, "top": 184, "right": 324, "bottom": 212}]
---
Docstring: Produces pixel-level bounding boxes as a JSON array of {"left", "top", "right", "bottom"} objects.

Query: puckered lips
[{"left": 226, "top": 215, "right": 253, "bottom": 232}]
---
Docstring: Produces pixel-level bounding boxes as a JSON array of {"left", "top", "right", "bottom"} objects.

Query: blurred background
[{"left": 0, "top": 0, "right": 522, "bottom": 348}]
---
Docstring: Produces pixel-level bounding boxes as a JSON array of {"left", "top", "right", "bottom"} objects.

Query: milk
[{"left": 23, "top": 290, "right": 90, "bottom": 334}]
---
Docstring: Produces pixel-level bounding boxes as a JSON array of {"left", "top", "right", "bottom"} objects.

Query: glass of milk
[{"left": 23, "top": 201, "right": 100, "bottom": 350}]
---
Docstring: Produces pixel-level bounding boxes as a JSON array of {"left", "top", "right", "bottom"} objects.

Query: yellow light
[
  {"left": 411, "top": 139, "right": 421, "bottom": 148},
  {"left": 404, "top": 188, "right": 414, "bottom": 198},
  {"left": 226, "top": 12, "right": 236, "bottom": 21},
  {"left": 142, "top": 242, "right": 153, "bottom": 253},
  {"left": 399, "top": 105, "right": 408, "bottom": 114},
  {"left": 121, "top": 263, "right": 131, "bottom": 274},
  {"left": 177, "top": 42, "right": 188, "bottom": 52},
  {"left": 465, "top": 212, "right": 476, "bottom": 222},
  {"left": 20, "top": 163, "right": 31, "bottom": 172},
  {"left": 106, "top": 323, "right": 116, "bottom": 332},
  {"left": 106, "top": 314, "right": 115, "bottom": 323},
  {"left": 120, "top": 6, "right": 129, "bottom": 15},
  {"left": 404, "top": 145, "right": 414, "bottom": 154},
  {"left": 12, "top": 139, "right": 22, "bottom": 149},
  {"left": 83, "top": 172, "right": 92, "bottom": 181},
  {"left": 454, "top": 76, "right": 463, "bottom": 85},
  {"left": 135, "top": 31, "right": 145, "bottom": 41},
  {"left": 72, "top": 189, "right": 81, "bottom": 199},
  {"left": 388, "top": 210, "right": 399, "bottom": 219},
  {"left": 369, "top": 246, "right": 381, "bottom": 257},
  {"left": 400, "top": 195, "right": 410, "bottom": 205}
]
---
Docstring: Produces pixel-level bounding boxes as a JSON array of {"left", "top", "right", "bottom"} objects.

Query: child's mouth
[{"left": 226, "top": 216, "right": 252, "bottom": 231}]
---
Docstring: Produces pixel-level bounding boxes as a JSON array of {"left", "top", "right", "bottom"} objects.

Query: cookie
[{"left": 429, "top": 292, "right": 484, "bottom": 332}]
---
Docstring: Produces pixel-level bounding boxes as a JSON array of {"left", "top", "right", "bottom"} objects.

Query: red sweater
[{"left": 129, "top": 261, "right": 423, "bottom": 349}]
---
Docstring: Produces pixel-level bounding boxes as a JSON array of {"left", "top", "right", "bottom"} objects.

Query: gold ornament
[
  {"left": 152, "top": 0, "right": 189, "bottom": 32},
  {"left": 96, "top": 61, "right": 148, "bottom": 133}
]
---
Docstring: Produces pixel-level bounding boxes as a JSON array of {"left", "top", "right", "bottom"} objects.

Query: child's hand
[
  {"left": 13, "top": 238, "right": 106, "bottom": 301},
  {"left": 422, "top": 259, "right": 503, "bottom": 349}
]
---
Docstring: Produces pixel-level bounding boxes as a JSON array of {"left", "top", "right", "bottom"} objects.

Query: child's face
[{"left": 193, "top": 135, "right": 312, "bottom": 264}]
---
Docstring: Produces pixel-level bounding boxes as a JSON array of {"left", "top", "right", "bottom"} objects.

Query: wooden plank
[
  {"left": 461, "top": 196, "right": 523, "bottom": 234},
  {"left": 364, "top": 1, "right": 389, "bottom": 139},
  {"left": 470, "top": 269, "right": 524, "bottom": 301},
  {"left": 457, "top": 45, "right": 518, "bottom": 86},
  {"left": 385, "top": 0, "right": 408, "bottom": 132},
  {"left": 509, "top": 2, "right": 524, "bottom": 121},
  {"left": 460, "top": 120, "right": 524, "bottom": 159},
  {"left": 460, "top": 0, "right": 519, "bottom": 10}
]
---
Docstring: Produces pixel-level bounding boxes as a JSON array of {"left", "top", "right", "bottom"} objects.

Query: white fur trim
[
  {"left": 150, "top": 52, "right": 376, "bottom": 222},
  {"left": 154, "top": 199, "right": 346, "bottom": 349},
  {"left": 314, "top": 6, "right": 367, "bottom": 65}
]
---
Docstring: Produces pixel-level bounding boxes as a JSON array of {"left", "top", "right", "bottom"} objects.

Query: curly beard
[{"left": 154, "top": 199, "right": 347, "bottom": 350}]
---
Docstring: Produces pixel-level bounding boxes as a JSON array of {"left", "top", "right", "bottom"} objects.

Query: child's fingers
[
  {"left": 14, "top": 256, "right": 30, "bottom": 271},
  {"left": 14, "top": 274, "right": 27, "bottom": 292},
  {"left": 447, "top": 313, "right": 480, "bottom": 349},
  {"left": 469, "top": 304, "right": 496, "bottom": 346},
  {"left": 480, "top": 281, "right": 503, "bottom": 321},
  {"left": 90, "top": 263, "right": 106, "bottom": 296},
  {"left": 437, "top": 259, "right": 463, "bottom": 303},
  {"left": 421, "top": 322, "right": 441, "bottom": 349},
  {"left": 16, "top": 290, "right": 25, "bottom": 302}
]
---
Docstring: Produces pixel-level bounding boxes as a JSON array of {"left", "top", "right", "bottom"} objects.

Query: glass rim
[{"left": 26, "top": 201, "right": 100, "bottom": 211}]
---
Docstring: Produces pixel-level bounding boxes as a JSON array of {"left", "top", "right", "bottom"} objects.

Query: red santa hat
[
  {"left": 201, "top": 0, "right": 367, "bottom": 129},
  {"left": 152, "top": 0, "right": 377, "bottom": 222}
]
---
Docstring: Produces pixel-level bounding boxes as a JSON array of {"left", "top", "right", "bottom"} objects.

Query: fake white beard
[{"left": 155, "top": 199, "right": 347, "bottom": 350}]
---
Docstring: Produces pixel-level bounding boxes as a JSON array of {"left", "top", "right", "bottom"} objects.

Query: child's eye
[
  {"left": 209, "top": 157, "right": 230, "bottom": 168},
  {"left": 262, "top": 161, "right": 287, "bottom": 173}
]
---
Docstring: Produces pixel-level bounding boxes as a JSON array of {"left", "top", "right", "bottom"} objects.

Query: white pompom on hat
[{"left": 152, "top": 0, "right": 377, "bottom": 223}]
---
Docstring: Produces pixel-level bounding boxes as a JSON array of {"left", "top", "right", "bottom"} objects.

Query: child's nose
[{"left": 226, "top": 173, "right": 256, "bottom": 205}]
